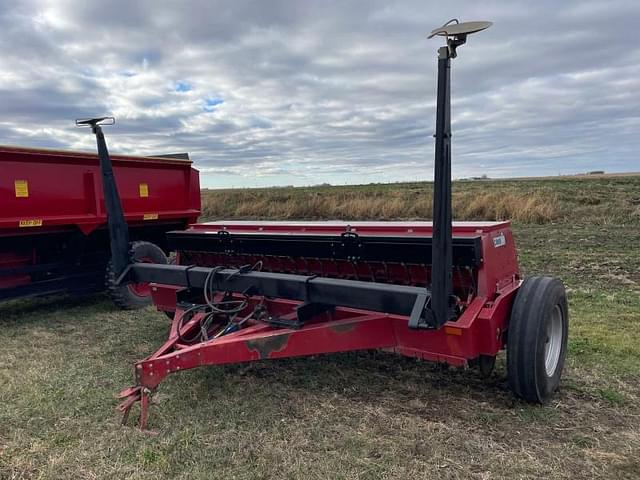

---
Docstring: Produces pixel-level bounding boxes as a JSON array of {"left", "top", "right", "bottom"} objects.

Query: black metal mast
[
  {"left": 77, "top": 117, "right": 130, "bottom": 276},
  {"left": 424, "top": 20, "right": 492, "bottom": 328},
  {"left": 430, "top": 44, "right": 453, "bottom": 328}
]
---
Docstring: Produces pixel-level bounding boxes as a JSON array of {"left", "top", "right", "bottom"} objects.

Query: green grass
[
  {"left": 598, "top": 388, "right": 626, "bottom": 406},
  {"left": 1, "top": 176, "right": 639, "bottom": 479}
]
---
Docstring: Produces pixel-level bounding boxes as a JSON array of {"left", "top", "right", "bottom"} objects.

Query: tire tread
[
  {"left": 507, "top": 276, "right": 568, "bottom": 403},
  {"left": 105, "top": 241, "right": 167, "bottom": 310}
]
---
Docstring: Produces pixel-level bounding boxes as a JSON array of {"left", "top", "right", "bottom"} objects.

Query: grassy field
[
  {"left": 1, "top": 176, "right": 639, "bottom": 479},
  {"left": 201, "top": 175, "right": 640, "bottom": 225}
]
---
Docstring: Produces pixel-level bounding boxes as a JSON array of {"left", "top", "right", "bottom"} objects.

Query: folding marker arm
[{"left": 76, "top": 117, "right": 130, "bottom": 276}]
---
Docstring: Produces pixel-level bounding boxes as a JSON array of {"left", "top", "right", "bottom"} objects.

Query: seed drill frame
[{"left": 81, "top": 21, "right": 568, "bottom": 429}]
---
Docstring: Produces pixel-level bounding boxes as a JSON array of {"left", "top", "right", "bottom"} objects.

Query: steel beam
[{"left": 122, "top": 263, "right": 434, "bottom": 325}]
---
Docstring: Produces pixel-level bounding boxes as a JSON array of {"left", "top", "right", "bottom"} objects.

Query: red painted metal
[
  {"left": 120, "top": 221, "right": 522, "bottom": 428},
  {"left": 177, "top": 220, "right": 518, "bottom": 299},
  {"left": 0, "top": 145, "right": 200, "bottom": 236},
  {"left": 0, "top": 145, "right": 200, "bottom": 301}
]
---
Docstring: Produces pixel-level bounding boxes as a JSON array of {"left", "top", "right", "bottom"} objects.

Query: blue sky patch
[
  {"left": 175, "top": 81, "right": 192, "bottom": 92},
  {"left": 203, "top": 97, "right": 224, "bottom": 112}
]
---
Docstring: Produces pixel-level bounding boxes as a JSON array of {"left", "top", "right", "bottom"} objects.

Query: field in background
[
  {"left": 1, "top": 175, "right": 639, "bottom": 479},
  {"left": 201, "top": 175, "right": 640, "bottom": 225}
]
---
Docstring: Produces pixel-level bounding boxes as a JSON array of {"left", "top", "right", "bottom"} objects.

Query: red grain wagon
[{"left": 0, "top": 143, "right": 200, "bottom": 307}]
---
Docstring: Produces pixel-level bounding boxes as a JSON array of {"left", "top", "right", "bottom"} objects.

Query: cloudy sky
[{"left": 1, "top": 1, "right": 639, "bottom": 187}]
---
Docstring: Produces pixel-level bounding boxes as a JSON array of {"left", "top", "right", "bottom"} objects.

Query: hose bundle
[{"left": 176, "top": 262, "right": 263, "bottom": 343}]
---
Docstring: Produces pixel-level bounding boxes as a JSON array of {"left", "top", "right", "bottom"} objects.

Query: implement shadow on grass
[
  {"left": 0, "top": 293, "right": 112, "bottom": 324},
  {"left": 162, "top": 350, "right": 524, "bottom": 420}
]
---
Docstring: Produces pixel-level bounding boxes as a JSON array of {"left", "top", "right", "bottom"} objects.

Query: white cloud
[{"left": 0, "top": 0, "right": 639, "bottom": 187}]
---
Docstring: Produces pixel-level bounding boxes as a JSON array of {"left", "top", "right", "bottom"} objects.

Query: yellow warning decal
[
  {"left": 19, "top": 219, "right": 43, "bottom": 228},
  {"left": 143, "top": 213, "right": 159, "bottom": 220},
  {"left": 15, "top": 180, "right": 29, "bottom": 198},
  {"left": 139, "top": 183, "right": 149, "bottom": 198}
]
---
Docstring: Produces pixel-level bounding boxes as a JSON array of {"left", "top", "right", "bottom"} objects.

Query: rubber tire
[
  {"left": 507, "top": 276, "right": 569, "bottom": 403},
  {"left": 106, "top": 241, "right": 167, "bottom": 309}
]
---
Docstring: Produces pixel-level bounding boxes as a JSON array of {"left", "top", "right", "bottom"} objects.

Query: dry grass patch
[
  {"left": 453, "top": 190, "right": 559, "bottom": 223},
  {"left": 202, "top": 185, "right": 560, "bottom": 223},
  {"left": 201, "top": 175, "right": 640, "bottom": 224}
]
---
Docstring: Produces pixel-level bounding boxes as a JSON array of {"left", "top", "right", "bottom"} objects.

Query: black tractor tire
[
  {"left": 106, "top": 241, "right": 167, "bottom": 309},
  {"left": 507, "top": 276, "right": 569, "bottom": 403}
]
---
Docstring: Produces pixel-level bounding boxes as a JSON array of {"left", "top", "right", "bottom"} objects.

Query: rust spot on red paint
[
  {"left": 245, "top": 334, "right": 290, "bottom": 359},
  {"left": 330, "top": 322, "right": 357, "bottom": 334}
]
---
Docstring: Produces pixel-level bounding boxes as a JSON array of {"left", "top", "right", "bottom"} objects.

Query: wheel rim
[
  {"left": 544, "top": 305, "right": 563, "bottom": 377},
  {"left": 127, "top": 256, "right": 153, "bottom": 298}
]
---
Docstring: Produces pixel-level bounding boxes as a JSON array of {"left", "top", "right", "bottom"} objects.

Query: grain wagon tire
[
  {"left": 106, "top": 241, "right": 167, "bottom": 309},
  {"left": 507, "top": 276, "right": 568, "bottom": 403}
]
